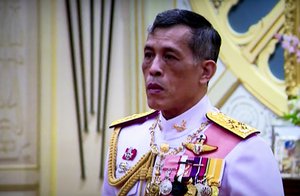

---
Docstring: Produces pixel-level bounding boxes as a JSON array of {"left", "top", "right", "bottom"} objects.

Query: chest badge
[
  {"left": 183, "top": 134, "right": 217, "bottom": 156},
  {"left": 173, "top": 120, "right": 187, "bottom": 132},
  {"left": 122, "top": 147, "right": 137, "bottom": 161}
]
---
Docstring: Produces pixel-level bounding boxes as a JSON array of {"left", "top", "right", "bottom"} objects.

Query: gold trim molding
[
  {"left": 284, "top": 0, "right": 300, "bottom": 98},
  {"left": 191, "top": 0, "right": 289, "bottom": 116}
]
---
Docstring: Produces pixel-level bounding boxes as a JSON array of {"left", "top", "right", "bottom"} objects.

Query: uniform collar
[{"left": 158, "top": 96, "right": 214, "bottom": 141}]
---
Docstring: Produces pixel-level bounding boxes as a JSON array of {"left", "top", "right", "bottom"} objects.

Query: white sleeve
[{"left": 220, "top": 135, "right": 284, "bottom": 196}]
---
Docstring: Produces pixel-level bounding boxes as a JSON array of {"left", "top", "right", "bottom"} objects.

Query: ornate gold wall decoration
[
  {"left": 191, "top": 0, "right": 288, "bottom": 116},
  {"left": 284, "top": 0, "right": 300, "bottom": 98},
  {"left": 210, "top": 0, "right": 224, "bottom": 10}
]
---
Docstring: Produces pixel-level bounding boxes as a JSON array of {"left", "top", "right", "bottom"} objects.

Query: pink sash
[{"left": 200, "top": 123, "right": 243, "bottom": 158}]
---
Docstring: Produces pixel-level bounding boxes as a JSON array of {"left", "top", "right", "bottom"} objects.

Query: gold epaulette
[
  {"left": 109, "top": 110, "right": 158, "bottom": 128},
  {"left": 206, "top": 111, "right": 260, "bottom": 139}
]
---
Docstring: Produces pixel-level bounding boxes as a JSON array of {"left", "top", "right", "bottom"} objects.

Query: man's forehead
[
  {"left": 148, "top": 25, "right": 191, "bottom": 38},
  {"left": 145, "top": 26, "right": 191, "bottom": 48}
]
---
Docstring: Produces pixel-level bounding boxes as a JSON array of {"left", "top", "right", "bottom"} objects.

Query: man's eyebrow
[
  {"left": 164, "top": 46, "right": 179, "bottom": 53},
  {"left": 144, "top": 45, "right": 180, "bottom": 54},
  {"left": 144, "top": 45, "right": 153, "bottom": 51}
]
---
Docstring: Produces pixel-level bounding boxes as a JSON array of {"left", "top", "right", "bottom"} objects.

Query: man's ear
[{"left": 199, "top": 60, "right": 217, "bottom": 84}]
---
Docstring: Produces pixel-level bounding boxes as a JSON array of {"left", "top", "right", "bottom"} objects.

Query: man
[{"left": 102, "top": 9, "right": 284, "bottom": 196}]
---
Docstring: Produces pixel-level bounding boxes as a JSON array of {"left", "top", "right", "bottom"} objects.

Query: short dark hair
[{"left": 148, "top": 9, "right": 221, "bottom": 62}]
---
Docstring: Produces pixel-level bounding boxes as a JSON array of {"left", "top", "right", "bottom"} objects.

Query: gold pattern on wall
[
  {"left": 191, "top": 0, "right": 288, "bottom": 116},
  {"left": 284, "top": 0, "right": 300, "bottom": 98},
  {"left": 210, "top": 0, "right": 224, "bottom": 10}
]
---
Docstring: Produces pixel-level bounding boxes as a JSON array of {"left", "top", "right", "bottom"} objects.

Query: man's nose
[{"left": 149, "top": 57, "right": 163, "bottom": 76}]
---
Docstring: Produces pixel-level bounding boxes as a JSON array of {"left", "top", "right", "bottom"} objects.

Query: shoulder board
[
  {"left": 206, "top": 111, "right": 260, "bottom": 139},
  {"left": 109, "top": 110, "right": 158, "bottom": 128}
]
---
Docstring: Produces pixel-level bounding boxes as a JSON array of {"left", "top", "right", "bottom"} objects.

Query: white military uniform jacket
[{"left": 102, "top": 96, "right": 284, "bottom": 196}]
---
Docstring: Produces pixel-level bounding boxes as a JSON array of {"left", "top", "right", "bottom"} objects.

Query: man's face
[{"left": 142, "top": 25, "right": 206, "bottom": 119}]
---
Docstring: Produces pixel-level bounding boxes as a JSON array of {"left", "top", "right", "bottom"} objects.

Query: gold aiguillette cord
[{"left": 108, "top": 127, "right": 156, "bottom": 196}]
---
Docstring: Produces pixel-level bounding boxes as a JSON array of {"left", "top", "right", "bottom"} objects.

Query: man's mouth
[{"left": 147, "top": 83, "right": 164, "bottom": 94}]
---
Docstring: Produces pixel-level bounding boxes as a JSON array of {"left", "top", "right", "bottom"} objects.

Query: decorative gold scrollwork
[{"left": 284, "top": 0, "right": 300, "bottom": 98}]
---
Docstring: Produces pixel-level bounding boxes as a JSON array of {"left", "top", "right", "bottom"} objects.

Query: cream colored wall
[
  {"left": 0, "top": 0, "right": 40, "bottom": 195},
  {"left": 39, "top": 0, "right": 56, "bottom": 195},
  {"left": 39, "top": 0, "right": 180, "bottom": 196}
]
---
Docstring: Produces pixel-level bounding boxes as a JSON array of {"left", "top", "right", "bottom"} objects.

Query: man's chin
[{"left": 147, "top": 101, "right": 164, "bottom": 111}]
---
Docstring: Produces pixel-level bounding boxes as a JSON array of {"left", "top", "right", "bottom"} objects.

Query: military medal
[
  {"left": 183, "top": 133, "right": 217, "bottom": 156},
  {"left": 185, "top": 183, "right": 197, "bottom": 196},
  {"left": 146, "top": 182, "right": 160, "bottom": 196},
  {"left": 195, "top": 183, "right": 212, "bottom": 196},
  {"left": 181, "top": 178, "right": 196, "bottom": 196},
  {"left": 160, "top": 169, "right": 173, "bottom": 195},
  {"left": 122, "top": 147, "right": 137, "bottom": 160},
  {"left": 148, "top": 120, "right": 216, "bottom": 196},
  {"left": 160, "top": 179, "right": 172, "bottom": 195},
  {"left": 146, "top": 159, "right": 161, "bottom": 196},
  {"left": 211, "top": 186, "right": 219, "bottom": 196},
  {"left": 117, "top": 161, "right": 129, "bottom": 173}
]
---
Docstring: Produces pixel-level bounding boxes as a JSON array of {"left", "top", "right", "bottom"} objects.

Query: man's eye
[
  {"left": 144, "top": 52, "right": 153, "bottom": 59},
  {"left": 164, "top": 54, "right": 175, "bottom": 60}
]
